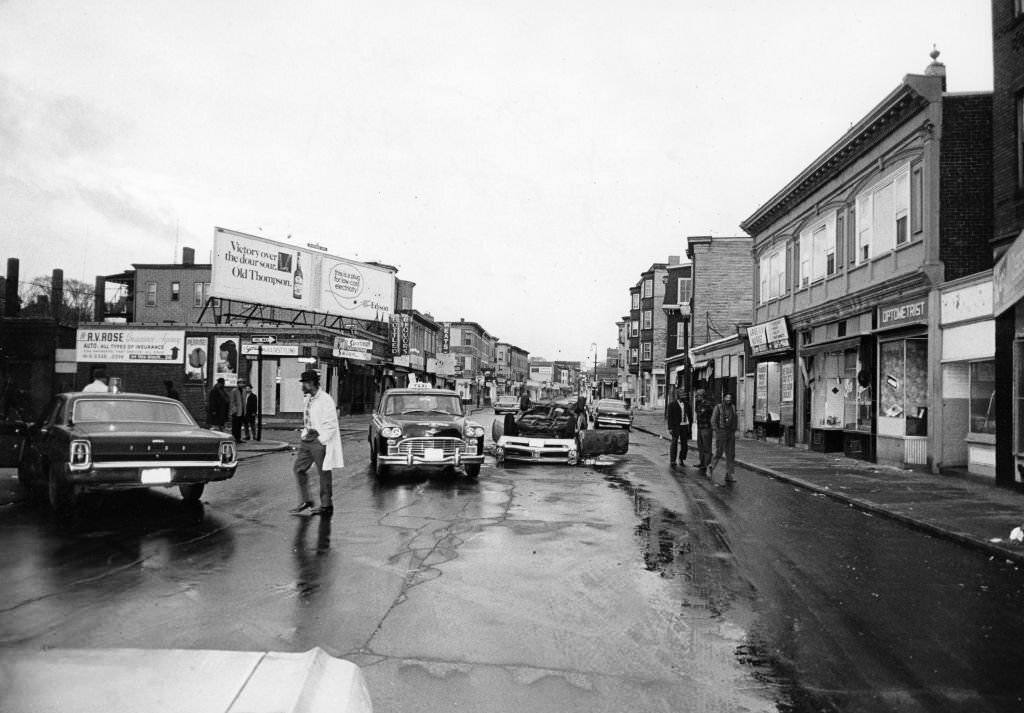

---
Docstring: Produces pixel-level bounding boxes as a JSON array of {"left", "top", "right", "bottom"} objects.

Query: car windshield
[
  {"left": 384, "top": 394, "right": 463, "bottom": 416},
  {"left": 598, "top": 400, "right": 628, "bottom": 410},
  {"left": 72, "top": 399, "right": 195, "bottom": 425}
]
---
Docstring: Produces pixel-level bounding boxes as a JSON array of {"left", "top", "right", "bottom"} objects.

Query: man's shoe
[
  {"left": 725, "top": 475, "right": 736, "bottom": 484},
  {"left": 289, "top": 501, "right": 314, "bottom": 515},
  {"left": 311, "top": 506, "right": 334, "bottom": 516}
]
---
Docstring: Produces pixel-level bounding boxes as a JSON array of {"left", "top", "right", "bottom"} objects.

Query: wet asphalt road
[{"left": 2, "top": 416, "right": 1024, "bottom": 712}]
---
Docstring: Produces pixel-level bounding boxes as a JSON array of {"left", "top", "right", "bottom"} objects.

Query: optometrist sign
[
  {"left": 210, "top": 227, "right": 396, "bottom": 323},
  {"left": 77, "top": 328, "right": 185, "bottom": 363}
]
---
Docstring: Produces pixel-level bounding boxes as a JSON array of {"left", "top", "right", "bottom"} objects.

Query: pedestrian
[
  {"left": 164, "top": 380, "right": 181, "bottom": 401},
  {"left": 207, "top": 377, "right": 229, "bottom": 431},
  {"left": 82, "top": 367, "right": 110, "bottom": 393},
  {"left": 290, "top": 370, "right": 344, "bottom": 517},
  {"left": 519, "top": 388, "right": 531, "bottom": 412},
  {"left": 229, "top": 381, "right": 245, "bottom": 442},
  {"left": 709, "top": 393, "right": 738, "bottom": 484},
  {"left": 666, "top": 387, "right": 692, "bottom": 468},
  {"left": 574, "top": 394, "right": 590, "bottom": 431},
  {"left": 695, "top": 389, "right": 714, "bottom": 473},
  {"left": 242, "top": 383, "right": 259, "bottom": 441}
]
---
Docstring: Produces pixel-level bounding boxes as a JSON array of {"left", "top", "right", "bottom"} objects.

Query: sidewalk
[{"left": 628, "top": 408, "right": 1024, "bottom": 565}]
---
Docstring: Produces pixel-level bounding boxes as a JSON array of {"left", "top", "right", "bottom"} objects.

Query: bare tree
[{"left": 18, "top": 275, "right": 95, "bottom": 324}]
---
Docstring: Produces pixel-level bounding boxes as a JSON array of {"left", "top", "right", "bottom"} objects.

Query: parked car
[
  {"left": 368, "top": 384, "right": 485, "bottom": 478},
  {"left": 492, "top": 395, "right": 520, "bottom": 415},
  {"left": 492, "top": 399, "right": 627, "bottom": 465},
  {"left": 593, "top": 398, "right": 633, "bottom": 430},
  {"left": 16, "top": 392, "right": 238, "bottom": 514}
]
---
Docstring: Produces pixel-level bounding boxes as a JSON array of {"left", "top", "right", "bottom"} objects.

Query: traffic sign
[{"left": 250, "top": 335, "right": 277, "bottom": 344}]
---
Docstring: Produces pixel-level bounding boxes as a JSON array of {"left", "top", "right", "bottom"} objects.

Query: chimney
[
  {"left": 924, "top": 46, "right": 946, "bottom": 91},
  {"left": 668, "top": 255, "right": 680, "bottom": 266},
  {"left": 51, "top": 269, "right": 63, "bottom": 320},
  {"left": 94, "top": 276, "right": 106, "bottom": 322},
  {"left": 5, "top": 258, "right": 19, "bottom": 317},
  {"left": 182, "top": 246, "right": 195, "bottom": 265}
]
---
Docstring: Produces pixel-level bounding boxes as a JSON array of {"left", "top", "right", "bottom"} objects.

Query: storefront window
[
  {"left": 969, "top": 360, "right": 996, "bottom": 435},
  {"left": 879, "top": 338, "right": 928, "bottom": 436}
]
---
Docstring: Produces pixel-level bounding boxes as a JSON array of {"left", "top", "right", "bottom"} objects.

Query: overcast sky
[{"left": 0, "top": 1, "right": 993, "bottom": 365}]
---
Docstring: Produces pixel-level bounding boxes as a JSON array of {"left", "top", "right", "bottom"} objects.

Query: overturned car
[{"left": 491, "top": 399, "right": 628, "bottom": 466}]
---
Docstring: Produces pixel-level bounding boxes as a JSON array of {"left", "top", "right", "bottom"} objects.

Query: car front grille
[{"left": 395, "top": 437, "right": 466, "bottom": 457}]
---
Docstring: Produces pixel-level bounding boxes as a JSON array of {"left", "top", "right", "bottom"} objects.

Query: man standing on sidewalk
[
  {"left": 694, "top": 390, "right": 714, "bottom": 474},
  {"left": 709, "top": 393, "right": 738, "bottom": 484},
  {"left": 666, "top": 388, "right": 692, "bottom": 468},
  {"left": 290, "top": 370, "right": 344, "bottom": 517}
]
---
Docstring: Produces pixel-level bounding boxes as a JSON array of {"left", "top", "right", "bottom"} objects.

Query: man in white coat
[{"left": 290, "top": 370, "right": 344, "bottom": 516}]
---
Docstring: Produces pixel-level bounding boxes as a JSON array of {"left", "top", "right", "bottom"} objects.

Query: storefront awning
[
  {"left": 798, "top": 336, "right": 862, "bottom": 357},
  {"left": 691, "top": 359, "right": 713, "bottom": 374}
]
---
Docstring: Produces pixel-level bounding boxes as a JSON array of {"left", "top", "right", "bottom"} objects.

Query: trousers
[
  {"left": 712, "top": 429, "right": 736, "bottom": 476},
  {"left": 697, "top": 427, "right": 713, "bottom": 467},
  {"left": 669, "top": 424, "right": 690, "bottom": 463},
  {"left": 293, "top": 439, "right": 333, "bottom": 508}
]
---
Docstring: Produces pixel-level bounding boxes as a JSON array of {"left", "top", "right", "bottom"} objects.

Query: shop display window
[
  {"left": 879, "top": 338, "right": 928, "bottom": 436},
  {"left": 812, "top": 352, "right": 845, "bottom": 428},
  {"left": 969, "top": 360, "right": 996, "bottom": 435}
]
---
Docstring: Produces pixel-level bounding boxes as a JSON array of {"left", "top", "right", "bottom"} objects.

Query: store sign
[
  {"left": 335, "top": 349, "right": 372, "bottom": 361},
  {"left": 440, "top": 324, "right": 451, "bottom": 353},
  {"left": 747, "top": 317, "right": 791, "bottom": 355},
  {"left": 210, "top": 227, "right": 395, "bottom": 323},
  {"left": 941, "top": 280, "right": 993, "bottom": 325},
  {"left": 335, "top": 336, "right": 372, "bottom": 352},
  {"left": 242, "top": 344, "right": 299, "bottom": 356},
  {"left": 780, "top": 362, "right": 794, "bottom": 403},
  {"left": 878, "top": 298, "right": 928, "bottom": 329},
  {"left": 77, "top": 328, "right": 185, "bottom": 363},
  {"left": 994, "top": 229, "right": 1024, "bottom": 315}
]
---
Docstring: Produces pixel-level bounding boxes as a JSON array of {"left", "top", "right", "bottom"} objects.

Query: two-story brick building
[
  {"left": 441, "top": 319, "right": 496, "bottom": 405},
  {"left": 495, "top": 341, "right": 530, "bottom": 395},
  {"left": 741, "top": 54, "right": 992, "bottom": 469}
]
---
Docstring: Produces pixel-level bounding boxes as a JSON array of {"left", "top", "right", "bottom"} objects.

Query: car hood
[{"left": 390, "top": 413, "right": 467, "bottom": 438}]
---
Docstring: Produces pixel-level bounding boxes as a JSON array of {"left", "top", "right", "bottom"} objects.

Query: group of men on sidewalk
[{"left": 666, "top": 388, "right": 737, "bottom": 485}]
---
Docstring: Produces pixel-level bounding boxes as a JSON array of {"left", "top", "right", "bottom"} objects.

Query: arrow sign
[{"left": 250, "top": 335, "right": 277, "bottom": 344}]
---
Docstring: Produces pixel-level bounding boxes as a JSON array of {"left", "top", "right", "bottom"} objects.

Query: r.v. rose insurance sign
[{"left": 210, "top": 227, "right": 396, "bottom": 323}]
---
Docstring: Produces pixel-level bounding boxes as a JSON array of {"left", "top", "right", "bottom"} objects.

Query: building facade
[
  {"left": 495, "top": 341, "right": 530, "bottom": 395},
  {"left": 741, "top": 56, "right": 992, "bottom": 469}
]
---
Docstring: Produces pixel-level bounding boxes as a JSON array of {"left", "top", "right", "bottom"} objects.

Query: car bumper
[
  {"left": 379, "top": 452, "right": 484, "bottom": 467},
  {"left": 596, "top": 416, "right": 632, "bottom": 428},
  {"left": 64, "top": 462, "right": 237, "bottom": 489},
  {"left": 495, "top": 436, "right": 578, "bottom": 464}
]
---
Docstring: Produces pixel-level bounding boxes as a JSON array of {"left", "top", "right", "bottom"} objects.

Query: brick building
[
  {"left": 495, "top": 341, "right": 530, "bottom": 395},
  {"left": 630, "top": 263, "right": 669, "bottom": 409},
  {"left": 740, "top": 53, "right": 992, "bottom": 468}
]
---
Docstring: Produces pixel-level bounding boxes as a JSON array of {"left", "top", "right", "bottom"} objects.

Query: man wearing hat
[{"left": 290, "top": 370, "right": 344, "bottom": 516}]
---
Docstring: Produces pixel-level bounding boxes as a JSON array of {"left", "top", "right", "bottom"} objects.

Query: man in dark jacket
[
  {"left": 666, "top": 388, "right": 692, "bottom": 467},
  {"left": 207, "top": 378, "right": 229, "bottom": 431},
  {"left": 694, "top": 390, "right": 715, "bottom": 472}
]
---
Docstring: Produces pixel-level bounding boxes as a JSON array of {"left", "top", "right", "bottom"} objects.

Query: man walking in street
[
  {"left": 695, "top": 390, "right": 714, "bottom": 474},
  {"left": 709, "top": 393, "right": 738, "bottom": 484},
  {"left": 242, "top": 383, "right": 259, "bottom": 441},
  {"left": 666, "top": 388, "right": 692, "bottom": 468},
  {"left": 229, "top": 381, "right": 245, "bottom": 442},
  {"left": 290, "top": 370, "right": 344, "bottom": 517}
]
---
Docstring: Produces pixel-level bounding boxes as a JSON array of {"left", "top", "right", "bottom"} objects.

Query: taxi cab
[{"left": 368, "top": 384, "right": 485, "bottom": 478}]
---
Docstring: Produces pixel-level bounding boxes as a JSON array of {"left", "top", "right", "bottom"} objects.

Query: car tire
[
  {"left": 48, "top": 462, "right": 75, "bottom": 516},
  {"left": 17, "top": 457, "right": 32, "bottom": 488},
  {"left": 465, "top": 463, "right": 481, "bottom": 478},
  {"left": 374, "top": 458, "right": 388, "bottom": 478},
  {"left": 369, "top": 438, "right": 378, "bottom": 464},
  {"left": 179, "top": 483, "right": 205, "bottom": 502}
]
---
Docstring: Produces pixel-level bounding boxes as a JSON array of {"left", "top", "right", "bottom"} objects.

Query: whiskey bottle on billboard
[{"left": 292, "top": 252, "right": 303, "bottom": 300}]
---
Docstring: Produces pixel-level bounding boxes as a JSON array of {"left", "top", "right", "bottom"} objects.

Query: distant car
[
  {"left": 16, "top": 392, "right": 238, "bottom": 514},
  {"left": 368, "top": 384, "right": 485, "bottom": 478},
  {"left": 593, "top": 398, "right": 633, "bottom": 430},
  {"left": 492, "top": 399, "right": 627, "bottom": 465},
  {"left": 492, "top": 395, "right": 520, "bottom": 414}
]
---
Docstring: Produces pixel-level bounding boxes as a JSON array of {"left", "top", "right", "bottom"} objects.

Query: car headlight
[
  {"left": 381, "top": 426, "right": 402, "bottom": 439},
  {"left": 464, "top": 425, "right": 485, "bottom": 438},
  {"left": 69, "top": 439, "right": 92, "bottom": 470}
]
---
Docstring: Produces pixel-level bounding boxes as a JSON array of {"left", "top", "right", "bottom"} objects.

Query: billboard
[
  {"left": 210, "top": 227, "right": 395, "bottom": 322},
  {"left": 77, "top": 328, "right": 185, "bottom": 363}
]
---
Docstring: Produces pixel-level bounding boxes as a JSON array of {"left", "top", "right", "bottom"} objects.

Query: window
[
  {"left": 879, "top": 338, "right": 929, "bottom": 436},
  {"left": 856, "top": 164, "right": 912, "bottom": 262},
  {"left": 642, "top": 310, "right": 652, "bottom": 330},
  {"left": 641, "top": 343, "right": 652, "bottom": 361},
  {"left": 146, "top": 282, "right": 157, "bottom": 307},
  {"left": 631, "top": 320, "right": 639, "bottom": 337},
  {"left": 170, "top": 281, "right": 180, "bottom": 302},
  {"left": 970, "top": 361, "right": 996, "bottom": 435},
  {"left": 631, "top": 348, "right": 639, "bottom": 364},
  {"left": 676, "top": 328, "right": 686, "bottom": 350},
  {"left": 631, "top": 292, "right": 640, "bottom": 309},
  {"left": 911, "top": 166, "right": 923, "bottom": 234},
  {"left": 677, "top": 266, "right": 692, "bottom": 304},
  {"left": 799, "top": 214, "right": 837, "bottom": 286},
  {"left": 463, "top": 335, "right": 473, "bottom": 347},
  {"left": 643, "top": 279, "right": 653, "bottom": 298},
  {"left": 759, "top": 247, "right": 786, "bottom": 303},
  {"left": 193, "top": 282, "right": 209, "bottom": 307}
]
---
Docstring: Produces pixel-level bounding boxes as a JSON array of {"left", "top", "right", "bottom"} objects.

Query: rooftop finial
[
  {"left": 930, "top": 45, "right": 940, "bottom": 62},
  {"left": 924, "top": 45, "right": 946, "bottom": 88}
]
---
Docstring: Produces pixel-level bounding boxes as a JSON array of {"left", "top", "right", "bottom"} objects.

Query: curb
[{"left": 632, "top": 424, "right": 1024, "bottom": 566}]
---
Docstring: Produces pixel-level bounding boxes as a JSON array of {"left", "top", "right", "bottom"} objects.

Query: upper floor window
[
  {"left": 642, "top": 279, "right": 653, "bottom": 298},
  {"left": 758, "top": 247, "right": 786, "bottom": 303},
  {"left": 631, "top": 320, "right": 639, "bottom": 337},
  {"left": 676, "top": 328, "right": 686, "bottom": 350},
  {"left": 642, "top": 310, "right": 652, "bottom": 330},
  {"left": 799, "top": 213, "right": 837, "bottom": 286},
  {"left": 193, "top": 282, "right": 209, "bottom": 307},
  {"left": 641, "top": 342, "right": 652, "bottom": 361},
  {"left": 631, "top": 348, "right": 639, "bottom": 364},
  {"left": 677, "top": 267, "right": 692, "bottom": 305},
  {"left": 1017, "top": 0, "right": 1024, "bottom": 16},
  {"left": 631, "top": 292, "right": 640, "bottom": 310},
  {"left": 146, "top": 282, "right": 157, "bottom": 307},
  {"left": 170, "top": 281, "right": 180, "bottom": 302},
  {"left": 855, "top": 163, "right": 912, "bottom": 263}
]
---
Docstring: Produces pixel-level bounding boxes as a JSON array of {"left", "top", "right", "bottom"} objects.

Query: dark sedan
[
  {"left": 368, "top": 385, "right": 485, "bottom": 478},
  {"left": 17, "top": 392, "right": 238, "bottom": 513},
  {"left": 593, "top": 398, "right": 633, "bottom": 430}
]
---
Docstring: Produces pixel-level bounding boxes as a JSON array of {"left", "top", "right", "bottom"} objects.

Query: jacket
[
  {"left": 229, "top": 387, "right": 244, "bottom": 417},
  {"left": 304, "top": 389, "right": 345, "bottom": 470},
  {"left": 711, "top": 402, "right": 737, "bottom": 431},
  {"left": 695, "top": 399, "right": 714, "bottom": 429},
  {"left": 666, "top": 399, "right": 692, "bottom": 432}
]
